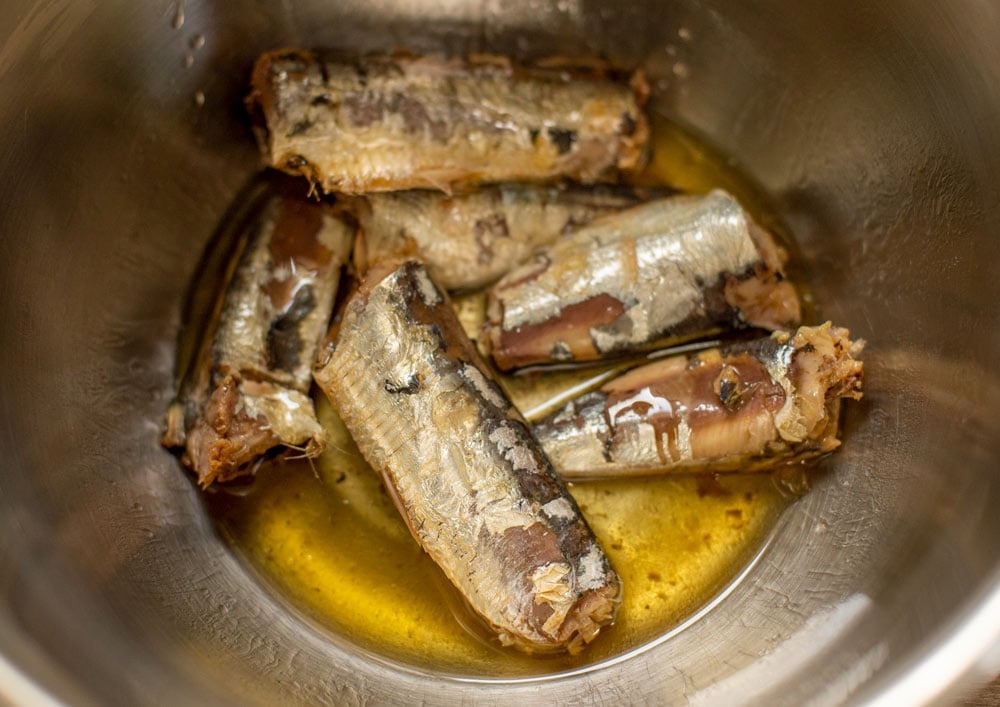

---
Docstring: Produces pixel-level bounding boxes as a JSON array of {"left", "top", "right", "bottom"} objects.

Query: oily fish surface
[
  {"left": 252, "top": 51, "right": 647, "bottom": 193},
  {"left": 314, "top": 262, "right": 620, "bottom": 653},
  {"left": 486, "top": 190, "right": 787, "bottom": 369}
]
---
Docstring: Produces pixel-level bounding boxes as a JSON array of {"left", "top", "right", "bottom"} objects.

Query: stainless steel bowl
[{"left": 1, "top": 1, "right": 999, "bottom": 704}]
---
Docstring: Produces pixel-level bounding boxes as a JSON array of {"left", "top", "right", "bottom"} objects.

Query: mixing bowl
[{"left": 1, "top": 0, "right": 999, "bottom": 704}]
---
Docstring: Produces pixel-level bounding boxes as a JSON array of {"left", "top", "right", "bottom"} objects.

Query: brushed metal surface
[{"left": 0, "top": 0, "right": 999, "bottom": 704}]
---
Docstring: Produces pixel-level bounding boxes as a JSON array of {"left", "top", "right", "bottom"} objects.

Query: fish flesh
[
  {"left": 534, "top": 323, "right": 863, "bottom": 479},
  {"left": 484, "top": 189, "right": 802, "bottom": 370},
  {"left": 313, "top": 259, "right": 620, "bottom": 654},
  {"left": 163, "top": 185, "right": 353, "bottom": 487},
  {"left": 247, "top": 50, "right": 649, "bottom": 194},
  {"left": 164, "top": 191, "right": 353, "bottom": 487},
  {"left": 532, "top": 323, "right": 864, "bottom": 478},
  {"left": 354, "top": 184, "right": 659, "bottom": 291}
]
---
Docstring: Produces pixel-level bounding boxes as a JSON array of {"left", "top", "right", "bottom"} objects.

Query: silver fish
[
  {"left": 533, "top": 323, "right": 864, "bottom": 478},
  {"left": 484, "top": 189, "right": 802, "bottom": 370},
  {"left": 355, "top": 184, "right": 659, "bottom": 291},
  {"left": 163, "top": 184, "right": 353, "bottom": 487},
  {"left": 248, "top": 50, "right": 649, "bottom": 194},
  {"left": 313, "top": 259, "right": 621, "bottom": 654}
]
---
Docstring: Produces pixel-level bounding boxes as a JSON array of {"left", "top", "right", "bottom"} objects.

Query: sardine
[
  {"left": 313, "top": 260, "right": 621, "bottom": 654},
  {"left": 163, "top": 186, "right": 354, "bottom": 487},
  {"left": 484, "top": 189, "right": 802, "bottom": 370},
  {"left": 532, "top": 323, "right": 864, "bottom": 479},
  {"left": 354, "top": 184, "right": 661, "bottom": 291},
  {"left": 247, "top": 50, "right": 649, "bottom": 194}
]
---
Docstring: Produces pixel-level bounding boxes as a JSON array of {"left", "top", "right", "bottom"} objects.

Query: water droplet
[
  {"left": 194, "top": 91, "right": 205, "bottom": 107},
  {"left": 190, "top": 33, "right": 205, "bottom": 51},
  {"left": 171, "top": 0, "right": 185, "bottom": 29},
  {"left": 182, "top": 53, "right": 194, "bottom": 69},
  {"left": 678, "top": 26, "right": 692, "bottom": 41},
  {"left": 671, "top": 62, "right": 689, "bottom": 79},
  {"left": 665, "top": 44, "right": 677, "bottom": 57}
]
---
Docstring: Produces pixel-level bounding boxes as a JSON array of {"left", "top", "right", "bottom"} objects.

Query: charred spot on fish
[
  {"left": 727, "top": 335, "right": 781, "bottom": 362},
  {"left": 265, "top": 326, "right": 302, "bottom": 373},
  {"left": 265, "top": 285, "right": 316, "bottom": 372},
  {"left": 591, "top": 314, "right": 635, "bottom": 353},
  {"left": 528, "top": 128, "right": 540, "bottom": 144},
  {"left": 550, "top": 341, "right": 573, "bottom": 361},
  {"left": 287, "top": 120, "right": 312, "bottom": 137},
  {"left": 427, "top": 322, "right": 450, "bottom": 353},
  {"left": 310, "top": 93, "right": 334, "bottom": 106},
  {"left": 384, "top": 374, "right": 421, "bottom": 395},
  {"left": 620, "top": 112, "right": 638, "bottom": 137},
  {"left": 284, "top": 284, "right": 317, "bottom": 322},
  {"left": 717, "top": 377, "right": 740, "bottom": 409},
  {"left": 601, "top": 434, "right": 614, "bottom": 462},
  {"left": 335, "top": 472, "right": 346, "bottom": 483},
  {"left": 390, "top": 93, "right": 426, "bottom": 133},
  {"left": 722, "top": 381, "right": 761, "bottom": 413},
  {"left": 714, "top": 362, "right": 747, "bottom": 408},
  {"left": 548, "top": 127, "right": 578, "bottom": 154},
  {"left": 473, "top": 214, "right": 510, "bottom": 265},
  {"left": 388, "top": 93, "right": 449, "bottom": 142},
  {"left": 344, "top": 92, "right": 386, "bottom": 127}
]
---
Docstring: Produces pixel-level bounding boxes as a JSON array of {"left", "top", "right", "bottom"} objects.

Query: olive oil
[
  {"left": 630, "top": 113, "right": 778, "bottom": 227},
  {"left": 207, "top": 116, "right": 800, "bottom": 678},
  {"left": 209, "top": 396, "right": 789, "bottom": 678}
]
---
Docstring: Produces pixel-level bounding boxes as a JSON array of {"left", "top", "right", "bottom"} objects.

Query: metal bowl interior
[{"left": 1, "top": 0, "right": 999, "bottom": 704}]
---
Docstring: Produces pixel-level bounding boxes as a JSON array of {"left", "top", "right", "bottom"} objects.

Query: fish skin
[
  {"left": 248, "top": 50, "right": 649, "bottom": 194},
  {"left": 355, "top": 184, "right": 668, "bottom": 291},
  {"left": 164, "top": 190, "right": 354, "bottom": 487},
  {"left": 313, "top": 259, "right": 620, "bottom": 654},
  {"left": 484, "top": 189, "right": 802, "bottom": 370},
  {"left": 533, "top": 323, "right": 864, "bottom": 479}
]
